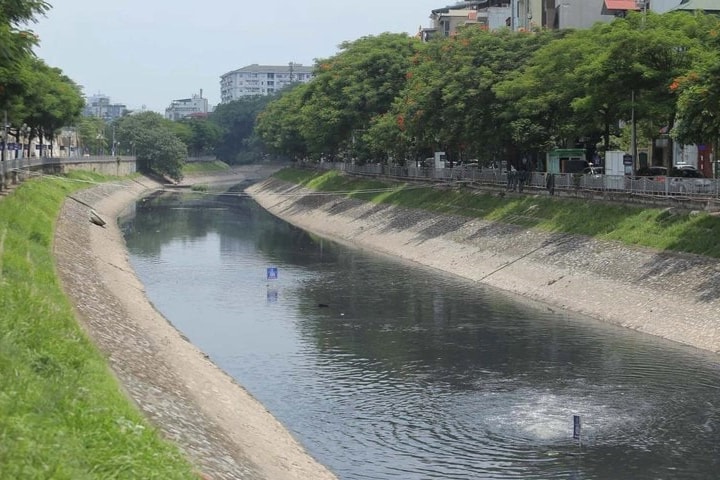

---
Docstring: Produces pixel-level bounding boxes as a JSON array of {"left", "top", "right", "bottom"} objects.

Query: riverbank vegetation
[
  {"left": 255, "top": 12, "right": 720, "bottom": 169},
  {"left": 0, "top": 173, "right": 198, "bottom": 478},
  {"left": 275, "top": 168, "right": 720, "bottom": 258},
  {"left": 182, "top": 159, "right": 230, "bottom": 175}
]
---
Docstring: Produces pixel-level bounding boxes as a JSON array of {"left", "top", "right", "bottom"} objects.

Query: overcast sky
[{"left": 31, "top": 0, "right": 442, "bottom": 113}]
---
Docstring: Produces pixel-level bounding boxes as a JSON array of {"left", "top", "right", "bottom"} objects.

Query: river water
[{"left": 121, "top": 188, "right": 720, "bottom": 480}]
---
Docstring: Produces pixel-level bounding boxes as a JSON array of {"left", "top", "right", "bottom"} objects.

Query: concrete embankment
[
  {"left": 247, "top": 177, "right": 720, "bottom": 354},
  {"left": 54, "top": 171, "right": 337, "bottom": 480}
]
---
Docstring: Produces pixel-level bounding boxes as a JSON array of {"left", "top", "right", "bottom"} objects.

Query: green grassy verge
[
  {"left": 274, "top": 168, "right": 720, "bottom": 258},
  {"left": 0, "top": 172, "right": 198, "bottom": 479},
  {"left": 182, "top": 160, "right": 230, "bottom": 175}
]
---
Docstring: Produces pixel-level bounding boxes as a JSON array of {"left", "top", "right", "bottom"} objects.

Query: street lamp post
[
  {"left": 111, "top": 125, "right": 116, "bottom": 157},
  {"left": 636, "top": 0, "right": 647, "bottom": 26},
  {"left": 1, "top": 110, "right": 7, "bottom": 191},
  {"left": 631, "top": 90, "right": 637, "bottom": 175},
  {"left": 18, "top": 124, "right": 28, "bottom": 181}
]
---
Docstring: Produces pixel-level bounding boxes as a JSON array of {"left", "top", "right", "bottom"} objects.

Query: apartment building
[
  {"left": 83, "top": 94, "right": 126, "bottom": 122},
  {"left": 219, "top": 63, "right": 314, "bottom": 104},
  {"left": 165, "top": 90, "right": 209, "bottom": 121}
]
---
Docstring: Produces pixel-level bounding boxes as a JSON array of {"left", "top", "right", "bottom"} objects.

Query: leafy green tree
[
  {"left": 255, "top": 86, "right": 309, "bottom": 161},
  {"left": 76, "top": 115, "right": 106, "bottom": 155},
  {"left": 1, "top": 0, "right": 48, "bottom": 132},
  {"left": 495, "top": 28, "right": 600, "bottom": 152},
  {"left": 115, "top": 111, "right": 186, "bottom": 180},
  {"left": 135, "top": 128, "right": 187, "bottom": 181},
  {"left": 672, "top": 18, "right": 720, "bottom": 170},
  {"left": 298, "top": 33, "right": 418, "bottom": 161},
  {"left": 179, "top": 117, "right": 222, "bottom": 157},
  {"left": 496, "top": 12, "right": 704, "bottom": 162},
  {"left": 0, "top": 0, "right": 48, "bottom": 82},
  {"left": 396, "top": 28, "right": 554, "bottom": 165},
  {"left": 13, "top": 58, "right": 83, "bottom": 153},
  {"left": 210, "top": 96, "right": 273, "bottom": 163}
]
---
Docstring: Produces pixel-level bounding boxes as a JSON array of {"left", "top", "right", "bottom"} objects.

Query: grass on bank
[
  {"left": 182, "top": 160, "right": 230, "bottom": 175},
  {"left": 0, "top": 172, "right": 198, "bottom": 479},
  {"left": 274, "top": 168, "right": 720, "bottom": 259}
]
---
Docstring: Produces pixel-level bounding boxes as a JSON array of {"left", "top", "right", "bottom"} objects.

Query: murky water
[{"left": 122, "top": 189, "right": 720, "bottom": 480}]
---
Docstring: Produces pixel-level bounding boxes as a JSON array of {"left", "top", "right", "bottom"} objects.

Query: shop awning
[{"left": 604, "top": 0, "right": 640, "bottom": 10}]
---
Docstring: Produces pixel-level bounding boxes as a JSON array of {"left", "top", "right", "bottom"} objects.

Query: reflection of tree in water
[{"left": 123, "top": 189, "right": 269, "bottom": 257}]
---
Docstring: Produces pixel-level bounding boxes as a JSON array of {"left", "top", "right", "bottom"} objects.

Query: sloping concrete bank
[
  {"left": 247, "top": 178, "right": 720, "bottom": 354},
  {"left": 54, "top": 172, "right": 337, "bottom": 480}
]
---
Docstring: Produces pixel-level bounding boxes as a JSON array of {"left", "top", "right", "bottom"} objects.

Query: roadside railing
[{"left": 312, "top": 161, "right": 720, "bottom": 204}]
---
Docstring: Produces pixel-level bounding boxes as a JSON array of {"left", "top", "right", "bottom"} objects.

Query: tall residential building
[
  {"left": 165, "top": 90, "right": 209, "bottom": 121},
  {"left": 220, "top": 63, "right": 314, "bottom": 104},
  {"left": 83, "top": 94, "right": 127, "bottom": 122}
]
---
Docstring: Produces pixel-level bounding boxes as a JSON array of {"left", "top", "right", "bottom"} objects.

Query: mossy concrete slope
[{"left": 247, "top": 177, "right": 720, "bottom": 354}]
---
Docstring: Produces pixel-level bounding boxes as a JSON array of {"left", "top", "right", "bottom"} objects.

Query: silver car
[{"left": 669, "top": 166, "right": 713, "bottom": 194}]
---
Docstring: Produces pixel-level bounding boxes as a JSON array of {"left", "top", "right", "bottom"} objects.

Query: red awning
[{"left": 605, "top": 0, "right": 640, "bottom": 9}]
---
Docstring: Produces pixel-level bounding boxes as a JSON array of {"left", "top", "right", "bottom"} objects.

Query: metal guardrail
[{"left": 311, "top": 162, "right": 720, "bottom": 205}]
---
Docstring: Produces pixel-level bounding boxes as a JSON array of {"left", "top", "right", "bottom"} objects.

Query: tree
[
  {"left": 76, "top": 115, "right": 106, "bottom": 155},
  {"left": 115, "top": 111, "right": 186, "bottom": 180},
  {"left": 179, "top": 117, "right": 221, "bottom": 157},
  {"left": 297, "top": 33, "right": 418, "bottom": 161},
  {"left": 255, "top": 86, "right": 309, "bottom": 161},
  {"left": 210, "top": 96, "right": 274, "bottom": 163},
  {"left": 1, "top": 0, "right": 48, "bottom": 108},
  {"left": 135, "top": 128, "right": 187, "bottom": 181},
  {"left": 670, "top": 14, "right": 720, "bottom": 170}
]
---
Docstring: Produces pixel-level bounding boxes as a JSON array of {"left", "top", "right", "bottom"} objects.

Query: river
[{"left": 121, "top": 187, "right": 720, "bottom": 480}]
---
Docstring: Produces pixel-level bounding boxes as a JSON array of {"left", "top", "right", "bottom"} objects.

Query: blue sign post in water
[
  {"left": 267, "top": 267, "right": 278, "bottom": 280},
  {"left": 573, "top": 415, "right": 581, "bottom": 444}
]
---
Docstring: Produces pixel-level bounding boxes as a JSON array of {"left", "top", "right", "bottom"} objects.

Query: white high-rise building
[
  {"left": 165, "top": 90, "right": 209, "bottom": 121},
  {"left": 83, "top": 94, "right": 127, "bottom": 121},
  {"left": 220, "top": 63, "right": 314, "bottom": 104}
]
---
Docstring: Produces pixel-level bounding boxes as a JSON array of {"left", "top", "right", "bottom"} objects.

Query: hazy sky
[{"left": 32, "top": 0, "right": 443, "bottom": 113}]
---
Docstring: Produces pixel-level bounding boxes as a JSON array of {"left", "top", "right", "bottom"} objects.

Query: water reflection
[{"left": 122, "top": 190, "right": 720, "bottom": 480}]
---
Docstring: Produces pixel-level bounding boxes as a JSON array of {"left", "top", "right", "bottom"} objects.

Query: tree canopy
[
  {"left": 254, "top": 12, "right": 720, "bottom": 169},
  {"left": 115, "top": 111, "right": 187, "bottom": 180},
  {"left": 1, "top": 1, "right": 84, "bottom": 152}
]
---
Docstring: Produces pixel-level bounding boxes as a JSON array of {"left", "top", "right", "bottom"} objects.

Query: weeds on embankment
[
  {"left": 182, "top": 160, "right": 230, "bottom": 175},
  {"left": 0, "top": 172, "right": 198, "bottom": 479},
  {"left": 274, "top": 168, "right": 720, "bottom": 259}
]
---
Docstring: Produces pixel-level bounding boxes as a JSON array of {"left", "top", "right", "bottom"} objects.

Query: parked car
[
  {"left": 635, "top": 165, "right": 668, "bottom": 179},
  {"left": 669, "top": 165, "right": 713, "bottom": 194}
]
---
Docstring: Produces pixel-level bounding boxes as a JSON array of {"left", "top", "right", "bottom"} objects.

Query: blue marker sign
[
  {"left": 573, "top": 415, "right": 581, "bottom": 441},
  {"left": 267, "top": 267, "right": 278, "bottom": 280}
]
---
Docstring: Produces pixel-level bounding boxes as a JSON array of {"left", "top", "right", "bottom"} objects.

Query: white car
[{"left": 669, "top": 166, "right": 713, "bottom": 194}]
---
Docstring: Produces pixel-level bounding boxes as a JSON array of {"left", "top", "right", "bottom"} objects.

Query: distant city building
[
  {"left": 220, "top": 63, "right": 314, "bottom": 103},
  {"left": 165, "top": 90, "right": 210, "bottom": 121},
  {"left": 83, "top": 94, "right": 127, "bottom": 122}
]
